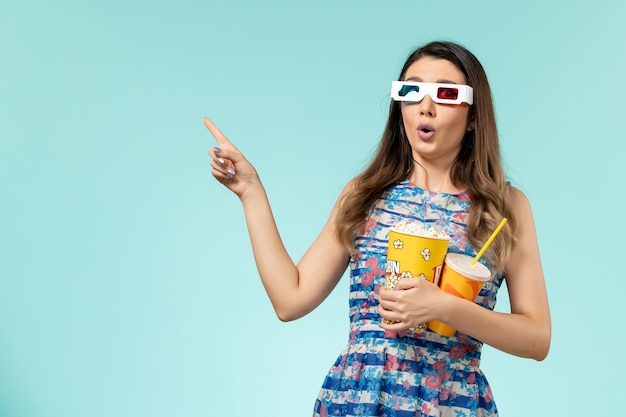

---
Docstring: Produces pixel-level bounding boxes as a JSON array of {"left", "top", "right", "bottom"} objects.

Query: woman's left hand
[{"left": 378, "top": 277, "right": 447, "bottom": 331}]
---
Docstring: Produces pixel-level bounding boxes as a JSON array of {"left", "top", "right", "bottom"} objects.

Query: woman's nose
[{"left": 418, "top": 94, "right": 436, "bottom": 117}]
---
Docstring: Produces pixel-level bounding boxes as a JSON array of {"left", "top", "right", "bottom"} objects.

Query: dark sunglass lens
[
  {"left": 399, "top": 84, "right": 420, "bottom": 97},
  {"left": 437, "top": 87, "right": 459, "bottom": 100}
]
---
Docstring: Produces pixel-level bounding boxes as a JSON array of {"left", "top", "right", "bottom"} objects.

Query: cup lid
[{"left": 444, "top": 253, "right": 492, "bottom": 280}]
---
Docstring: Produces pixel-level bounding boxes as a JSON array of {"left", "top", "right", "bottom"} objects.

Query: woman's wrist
[
  {"left": 435, "top": 290, "right": 462, "bottom": 324},
  {"left": 239, "top": 180, "right": 267, "bottom": 207}
]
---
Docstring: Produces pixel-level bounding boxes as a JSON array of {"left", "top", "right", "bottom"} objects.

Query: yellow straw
[{"left": 471, "top": 218, "right": 508, "bottom": 266}]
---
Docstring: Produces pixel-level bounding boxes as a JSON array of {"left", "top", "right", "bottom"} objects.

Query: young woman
[{"left": 206, "top": 41, "right": 551, "bottom": 417}]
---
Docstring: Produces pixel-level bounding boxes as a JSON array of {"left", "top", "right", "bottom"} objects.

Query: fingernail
[
  {"left": 217, "top": 157, "right": 225, "bottom": 165},
  {"left": 227, "top": 169, "right": 236, "bottom": 177},
  {"left": 213, "top": 147, "right": 221, "bottom": 154}
]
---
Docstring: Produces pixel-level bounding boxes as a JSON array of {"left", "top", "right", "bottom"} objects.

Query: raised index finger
[{"left": 203, "top": 117, "right": 237, "bottom": 150}]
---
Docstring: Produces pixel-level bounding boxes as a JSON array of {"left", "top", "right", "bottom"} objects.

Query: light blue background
[{"left": 1, "top": 1, "right": 624, "bottom": 416}]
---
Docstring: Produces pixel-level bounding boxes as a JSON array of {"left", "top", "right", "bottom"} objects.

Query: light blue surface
[{"left": 1, "top": 1, "right": 624, "bottom": 416}]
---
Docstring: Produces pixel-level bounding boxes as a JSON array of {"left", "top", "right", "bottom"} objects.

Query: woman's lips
[{"left": 417, "top": 123, "right": 435, "bottom": 140}]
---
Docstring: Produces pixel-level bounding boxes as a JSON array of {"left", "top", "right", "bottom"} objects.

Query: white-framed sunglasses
[{"left": 390, "top": 81, "right": 474, "bottom": 105}]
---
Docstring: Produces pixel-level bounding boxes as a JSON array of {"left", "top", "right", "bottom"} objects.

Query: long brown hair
[{"left": 335, "top": 41, "right": 516, "bottom": 273}]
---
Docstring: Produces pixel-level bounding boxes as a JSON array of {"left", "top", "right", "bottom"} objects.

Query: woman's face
[{"left": 400, "top": 57, "right": 472, "bottom": 167}]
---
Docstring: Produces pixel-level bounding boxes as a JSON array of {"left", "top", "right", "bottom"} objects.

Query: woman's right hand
[{"left": 205, "top": 117, "right": 260, "bottom": 200}]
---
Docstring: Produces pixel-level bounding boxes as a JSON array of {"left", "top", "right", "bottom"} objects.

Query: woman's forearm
[
  {"left": 239, "top": 183, "right": 348, "bottom": 321},
  {"left": 239, "top": 184, "right": 303, "bottom": 318},
  {"left": 441, "top": 294, "right": 551, "bottom": 361}
]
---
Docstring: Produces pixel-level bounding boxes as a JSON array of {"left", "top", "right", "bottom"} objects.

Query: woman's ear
[{"left": 467, "top": 111, "right": 475, "bottom": 131}]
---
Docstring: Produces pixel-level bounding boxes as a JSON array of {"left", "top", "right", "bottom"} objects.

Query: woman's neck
[{"left": 409, "top": 159, "right": 464, "bottom": 194}]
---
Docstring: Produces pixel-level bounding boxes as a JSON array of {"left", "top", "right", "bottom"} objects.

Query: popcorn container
[
  {"left": 383, "top": 221, "right": 450, "bottom": 330},
  {"left": 428, "top": 253, "right": 492, "bottom": 336}
]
